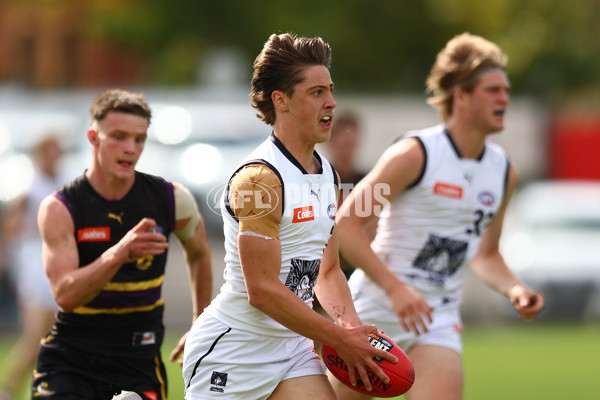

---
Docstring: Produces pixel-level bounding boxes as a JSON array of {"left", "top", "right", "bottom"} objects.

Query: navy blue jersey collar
[
  {"left": 444, "top": 127, "right": 486, "bottom": 161},
  {"left": 269, "top": 132, "right": 324, "bottom": 174}
]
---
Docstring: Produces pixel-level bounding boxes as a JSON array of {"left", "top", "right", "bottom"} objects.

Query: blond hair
[{"left": 426, "top": 32, "right": 507, "bottom": 121}]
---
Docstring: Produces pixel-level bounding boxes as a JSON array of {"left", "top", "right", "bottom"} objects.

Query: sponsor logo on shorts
[
  {"left": 209, "top": 371, "right": 228, "bottom": 393},
  {"left": 292, "top": 206, "right": 315, "bottom": 223},
  {"left": 77, "top": 227, "right": 110, "bottom": 242},
  {"left": 433, "top": 182, "right": 463, "bottom": 199},
  {"left": 132, "top": 331, "right": 156, "bottom": 346},
  {"left": 142, "top": 391, "right": 158, "bottom": 400}
]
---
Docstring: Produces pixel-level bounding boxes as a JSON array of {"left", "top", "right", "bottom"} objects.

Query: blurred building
[
  {"left": 0, "top": 1, "right": 144, "bottom": 88},
  {"left": 548, "top": 112, "right": 600, "bottom": 180}
]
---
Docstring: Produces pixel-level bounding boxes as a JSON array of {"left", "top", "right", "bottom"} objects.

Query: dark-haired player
[{"left": 182, "top": 33, "right": 396, "bottom": 400}]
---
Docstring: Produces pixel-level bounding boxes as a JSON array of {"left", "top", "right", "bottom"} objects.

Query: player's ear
[
  {"left": 453, "top": 85, "right": 468, "bottom": 109},
  {"left": 87, "top": 129, "right": 98, "bottom": 145},
  {"left": 272, "top": 90, "right": 289, "bottom": 112}
]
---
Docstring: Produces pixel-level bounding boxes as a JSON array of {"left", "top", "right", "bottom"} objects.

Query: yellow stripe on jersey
[
  {"left": 73, "top": 298, "right": 165, "bottom": 315},
  {"left": 102, "top": 275, "right": 164, "bottom": 291}
]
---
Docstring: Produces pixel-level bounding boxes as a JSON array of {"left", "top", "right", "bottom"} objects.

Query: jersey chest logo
[
  {"left": 292, "top": 205, "right": 315, "bottom": 223},
  {"left": 433, "top": 182, "right": 463, "bottom": 200},
  {"left": 77, "top": 227, "right": 110, "bottom": 242},
  {"left": 108, "top": 211, "right": 124, "bottom": 224}
]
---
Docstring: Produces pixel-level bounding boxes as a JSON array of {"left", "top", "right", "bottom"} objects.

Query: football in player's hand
[{"left": 321, "top": 332, "right": 415, "bottom": 398}]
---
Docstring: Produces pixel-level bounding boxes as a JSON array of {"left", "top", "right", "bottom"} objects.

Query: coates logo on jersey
[
  {"left": 433, "top": 182, "right": 463, "bottom": 199},
  {"left": 77, "top": 227, "right": 110, "bottom": 242},
  {"left": 478, "top": 191, "right": 495, "bottom": 206},
  {"left": 293, "top": 206, "right": 315, "bottom": 223}
]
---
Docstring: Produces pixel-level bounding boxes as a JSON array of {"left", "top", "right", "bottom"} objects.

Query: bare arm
[
  {"left": 314, "top": 226, "right": 362, "bottom": 329},
  {"left": 471, "top": 163, "right": 545, "bottom": 320},
  {"left": 38, "top": 195, "right": 168, "bottom": 312},
  {"left": 337, "top": 138, "right": 433, "bottom": 334},
  {"left": 240, "top": 223, "right": 395, "bottom": 390}
]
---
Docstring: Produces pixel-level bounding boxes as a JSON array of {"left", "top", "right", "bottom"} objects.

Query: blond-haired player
[{"left": 329, "top": 33, "right": 545, "bottom": 400}]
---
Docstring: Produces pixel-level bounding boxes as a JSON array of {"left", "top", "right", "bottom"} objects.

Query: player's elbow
[
  {"left": 246, "top": 286, "right": 270, "bottom": 310},
  {"left": 55, "top": 296, "right": 77, "bottom": 313},
  {"left": 53, "top": 285, "right": 86, "bottom": 313}
]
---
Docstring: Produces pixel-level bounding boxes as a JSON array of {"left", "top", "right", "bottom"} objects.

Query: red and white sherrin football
[{"left": 322, "top": 332, "right": 415, "bottom": 398}]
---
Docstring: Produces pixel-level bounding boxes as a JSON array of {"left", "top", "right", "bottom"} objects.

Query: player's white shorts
[
  {"left": 182, "top": 314, "right": 326, "bottom": 400},
  {"left": 350, "top": 276, "right": 463, "bottom": 355},
  {"left": 371, "top": 311, "right": 463, "bottom": 355}
]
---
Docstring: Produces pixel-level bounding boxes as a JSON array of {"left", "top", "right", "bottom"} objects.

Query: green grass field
[{"left": 1, "top": 321, "right": 598, "bottom": 399}]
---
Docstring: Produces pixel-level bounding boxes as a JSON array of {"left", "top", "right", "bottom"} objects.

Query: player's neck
[
  {"left": 85, "top": 167, "right": 135, "bottom": 201},
  {"left": 445, "top": 121, "right": 486, "bottom": 159}
]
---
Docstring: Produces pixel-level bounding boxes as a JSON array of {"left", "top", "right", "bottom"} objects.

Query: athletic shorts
[
  {"left": 32, "top": 334, "right": 167, "bottom": 400},
  {"left": 352, "top": 286, "right": 464, "bottom": 355},
  {"left": 182, "top": 314, "right": 325, "bottom": 400}
]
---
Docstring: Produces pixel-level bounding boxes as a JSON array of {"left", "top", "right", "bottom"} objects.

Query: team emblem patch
[
  {"left": 210, "top": 371, "right": 228, "bottom": 393},
  {"left": 149, "top": 225, "right": 164, "bottom": 234},
  {"left": 478, "top": 191, "right": 495, "bottom": 206},
  {"left": 411, "top": 233, "right": 468, "bottom": 288},
  {"left": 286, "top": 258, "right": 320, "bottom": 301},
  {"left": 327, "top": 203, "right": 337, "bottom": 220}
]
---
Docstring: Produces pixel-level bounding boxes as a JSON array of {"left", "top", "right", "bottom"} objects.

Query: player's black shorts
[{"left": 32, "top": 336, "right": 168, "bottom": 400}]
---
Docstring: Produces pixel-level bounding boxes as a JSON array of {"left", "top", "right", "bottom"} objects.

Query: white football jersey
[
  {"left": 350, "top": 124, "right": 509, "bottom": 310},
  {"left": 208, "top": 133, "right": 338, "bottom": 337}
]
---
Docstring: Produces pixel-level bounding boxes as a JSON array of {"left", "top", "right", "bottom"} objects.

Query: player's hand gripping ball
[{"left": 322, "top": 332, "right": 415, "bottom": 398}]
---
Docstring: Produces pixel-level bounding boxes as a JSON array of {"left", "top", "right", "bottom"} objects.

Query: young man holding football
[
  {"left": 33, "top": 88, "right": 213, "bottom": 400},
  {"left": 329, "top": 33, "right": 545, "bottom": 400},
  {"left": 182, "top": 33, "right": 397, "bottom": 400}
]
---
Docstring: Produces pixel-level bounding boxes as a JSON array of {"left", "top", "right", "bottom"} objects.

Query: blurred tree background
[{"left": 1, "top": 0, "right": 600, "bottom": 111}]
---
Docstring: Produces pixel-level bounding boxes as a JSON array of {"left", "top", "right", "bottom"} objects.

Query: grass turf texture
[{"left": 1, "top": 322, "right": 598, "bottom": 399}]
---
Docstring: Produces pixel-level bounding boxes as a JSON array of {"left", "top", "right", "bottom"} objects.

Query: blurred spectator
[
  {"left": 325, "top": 111, "right": 373, "bottom": 279},
  {"left": 0, "top": 134, "right": 69, "bottom": 399},
  {"left": 0, "top": 203, "right": 18, "bottom": 334},
  {"left": 327, "top": 111, "right": 365, "bottom": 189}
]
